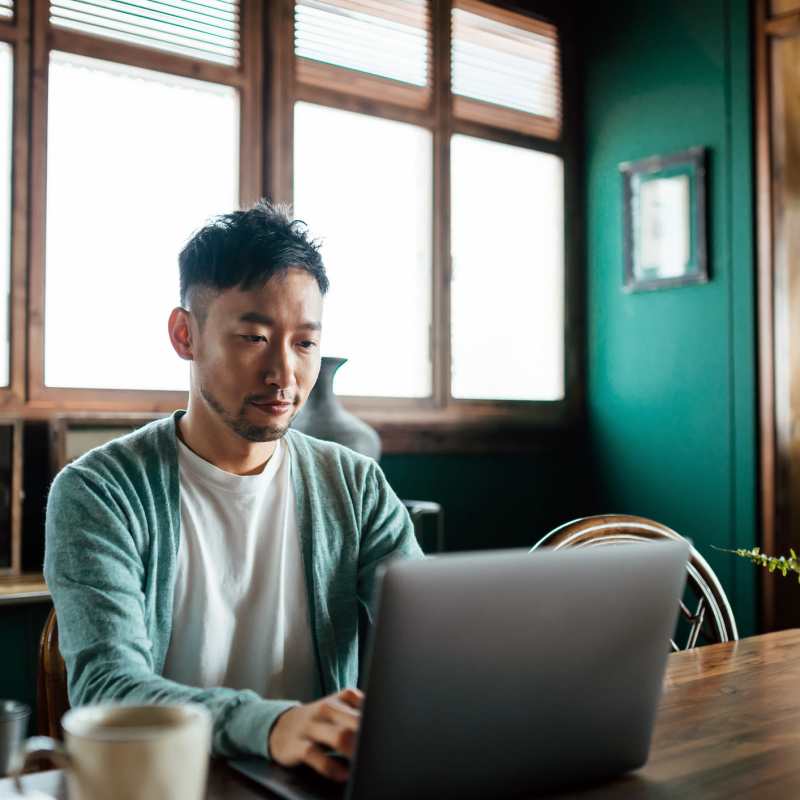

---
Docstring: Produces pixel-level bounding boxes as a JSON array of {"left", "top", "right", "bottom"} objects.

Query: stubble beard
[{"left": 200, "top": 384, "right": 295, "bottom": 443}]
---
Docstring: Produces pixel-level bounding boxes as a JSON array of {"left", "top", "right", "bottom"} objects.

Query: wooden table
[{"left": 5, "top": 630, "right": 800, "bottom": 798}]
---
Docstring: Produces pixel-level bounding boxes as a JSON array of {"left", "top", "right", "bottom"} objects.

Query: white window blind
[
  {"left": 49, "top": 0, "right": 239, "bottom": 66},
  {"left": 451, "top": 0, "right": 560, "bottom": 139},
  {"left": 294, "top": 0, "right": 430, "bottom": 108},
  {"left": 0, "top": 0, "right": 13, "bottom": 18}
]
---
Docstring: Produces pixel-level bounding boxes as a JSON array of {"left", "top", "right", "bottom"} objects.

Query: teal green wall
[
  {"left": 381, "top": 445, "right": 590, "bottom": 553},
  {"left": 584, "top": 0, "right": 757, "bottom": 635},
  {"left": 0, "top": 602, "right": 52, "bottom": 733}
]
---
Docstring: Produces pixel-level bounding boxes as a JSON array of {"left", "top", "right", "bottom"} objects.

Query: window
[
  {"left": 44, "top": 52, "right": 238, "bottom": 391},
  {"left": 1, "top": 0, "right": 570, "bottom": 450},
  {"left": 14, "top": 0, "right": 259, "bottom": 404},
  {"left": 293, "top": 102, "right": 432, "bottom": 398},
  {"left": 450, "top": 135, "right": 564, "bottom": 401},
  {"left": 289, "top": 0, "right": 566, "bottom": 411}
]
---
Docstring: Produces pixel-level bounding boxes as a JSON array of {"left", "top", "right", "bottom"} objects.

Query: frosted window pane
[
  {"left": 0, "top": 44, "right": 12, "bottom": 388},
  {"left": 45, "top": 52, "right": 239, "bottom": 391},
  {"left": 450, "top": 134, "right": 564, "bottom": 401},
  {"left": 293, "top": 102, "right": 432, "bottom": 398}
]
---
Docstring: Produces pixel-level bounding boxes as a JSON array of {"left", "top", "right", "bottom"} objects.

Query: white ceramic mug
[{"left": 14, "top": 703, "right": 212, "bottom": 800}]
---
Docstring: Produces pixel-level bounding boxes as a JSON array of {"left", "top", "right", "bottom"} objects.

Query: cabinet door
[{"left": 0, "top": 422, "right": 22, "bottom": 576}]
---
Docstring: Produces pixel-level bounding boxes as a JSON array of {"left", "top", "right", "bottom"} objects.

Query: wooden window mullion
[
  {"left": 26, "top": 0, "right": 49, "bottom": 407},
  {"left": 9, "top": 0, "right": 30, "bottom": 405},
  {"left": 431, "top": 0, "right": 452, "bottom": 409},
  {"left": 266, "top": 0, "right": 294, "bottom": 204},
  {"left": 238, "top": 0, "right": 264, "bottom": 206}
]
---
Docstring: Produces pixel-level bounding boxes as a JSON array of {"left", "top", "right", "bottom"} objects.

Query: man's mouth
[{"left": 249, "top": 399, "right": 294, "bottom": 417}]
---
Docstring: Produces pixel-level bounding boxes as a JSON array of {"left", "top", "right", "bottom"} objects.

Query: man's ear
[{"left": 168, "top": 307, "right": 194, "bottom": 361}]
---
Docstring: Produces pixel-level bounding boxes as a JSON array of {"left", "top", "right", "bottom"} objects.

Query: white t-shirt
[{"left": 162, "top": 437, "right": 317, "bottom": 702}]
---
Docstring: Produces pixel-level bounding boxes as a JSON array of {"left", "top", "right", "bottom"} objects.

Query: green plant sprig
[{"left": 713, "top": 545, "right": 800, "bottom": 582}]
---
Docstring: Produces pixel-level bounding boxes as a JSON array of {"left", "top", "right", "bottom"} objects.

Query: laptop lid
[
  {"left": 349, "top": 540, "right": 687, "bottom": 799},
  {"left": 231, "top": 541, "right": 688, "bottom": 800}
]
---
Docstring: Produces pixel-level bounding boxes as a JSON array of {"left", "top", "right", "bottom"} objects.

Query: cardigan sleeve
[
  {"left": 44, "top": 465, "right": 297, "bottom": 759},
  {"left": 356, "top": 460, "right": 425, "bottom": 621}
]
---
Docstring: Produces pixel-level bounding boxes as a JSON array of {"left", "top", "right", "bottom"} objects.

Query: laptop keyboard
[
  {"left": 229, "top": 757, "right": 347, "bottom": 800},
  {"left": 270, "top": 763, "right": 346, "bottom": 800}
]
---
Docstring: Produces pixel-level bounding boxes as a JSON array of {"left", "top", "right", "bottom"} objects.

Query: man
[{"left": 44, "top": 200, "right": 423, "bottom": 783}]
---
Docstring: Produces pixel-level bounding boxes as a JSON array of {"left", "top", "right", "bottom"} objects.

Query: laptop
[{"left": 230, "top": 541, "right": 689, "bottom": 799}]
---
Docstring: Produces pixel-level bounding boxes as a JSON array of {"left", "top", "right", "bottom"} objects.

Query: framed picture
[{"left": 620, "top": 147, "right": 708, "bottom": 292}]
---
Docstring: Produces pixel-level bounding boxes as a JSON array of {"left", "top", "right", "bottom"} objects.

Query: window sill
[
  {"left": 0, "top": 402, "right": 580, "bottom": 456},
  {"left": 357, "top": 406, "right": 579, "bottom": 454},
  {"left": 0, "top": 575, "right": 50, "bottom": 605}
]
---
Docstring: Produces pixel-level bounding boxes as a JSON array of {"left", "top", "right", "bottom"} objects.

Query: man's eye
[
  {"left": 298, "top": 341, "right": 317, "bottom": 350},
  {"left": 241, "top": 335, "right": 266, "bottom": 343}
]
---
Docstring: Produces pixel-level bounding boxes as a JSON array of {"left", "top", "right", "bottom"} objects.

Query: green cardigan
[{"left": 43, "top": 411, "right": 422, "bottom": 757}]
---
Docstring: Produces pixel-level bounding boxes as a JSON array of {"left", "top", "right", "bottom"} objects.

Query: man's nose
[{"left": 262, "top": 343, "right": 293, "bottom": 388}]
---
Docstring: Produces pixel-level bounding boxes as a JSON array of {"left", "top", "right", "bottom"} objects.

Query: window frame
[
  {"left": 25, "top": 0, "right": 263, "bottom": 412},
  {"left": 1, "top": 0, "right": 582, "bottom": 453},
  {"left": 271, "top": 0, "right": 582, "bottom": 448},
  {"left": 1, "top": 2, "right": 30, "bottom": 409}
]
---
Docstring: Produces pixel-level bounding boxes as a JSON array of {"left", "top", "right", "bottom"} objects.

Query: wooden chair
[
  {"left": 532, "top": 514, "right": 738, "bottom": 651},
  {"left": 37, "top": 607, "right": 69, "bottom": 738}
]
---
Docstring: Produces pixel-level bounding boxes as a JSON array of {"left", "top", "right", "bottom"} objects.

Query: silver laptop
[{"left": 230, "top": 541, "right": 689, "bottom": 799}]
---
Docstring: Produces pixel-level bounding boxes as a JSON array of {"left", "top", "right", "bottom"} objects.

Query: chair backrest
[
  {"left": 532, "top": 514, "right": 738, "bottom": 650},
  {"left": 37, "top": 607, "right": 69, "bottom": 738}
]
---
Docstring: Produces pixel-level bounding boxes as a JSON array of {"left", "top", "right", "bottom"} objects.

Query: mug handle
[{"left": 10, "top": 736, "right": 71, "bottom": 795}]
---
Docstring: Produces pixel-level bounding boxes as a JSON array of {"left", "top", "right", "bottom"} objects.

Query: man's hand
[{"left": 268, "top": 688, "right": 364, "bottom": 782}]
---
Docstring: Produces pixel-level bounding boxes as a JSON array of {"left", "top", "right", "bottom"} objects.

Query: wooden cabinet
[
  {"left": 49, "top": 414, "right": 163, "bottom": 473},
  {"left": 0, "top": 422, "right": 22, "bottom": 577},
  {"left": 0, "top": 414, "right": 162, "bottom": 597}
]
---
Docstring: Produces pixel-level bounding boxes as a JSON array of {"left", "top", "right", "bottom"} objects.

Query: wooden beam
[
  {"left": 26, "top": 0, "right": 50, "bottom": 407},
  {"left": 238, "top": 0, "right": 264, "bottom": 205},
  {"left": 432, "top": 0, "right": 451, "bottom": 410},
  {"left": 296, "top": 58, "right": 432, "bottom": 111},
  {"left": 49, "top": 27, "right": 243, "bottom": 86},
  {"left": 8, "top": 0, "right": 30, "bottom": 407},
  {"left": 765, "top": 10, "right": 800, "bottom": 36},
  {"left": 452, "top": 116, "right": 563, "bottom": 153},
  {"left": 265, "top": 0, "right": 293, "bottom": 203},
  {"left": 294, "top": 81, "right": 434, "bottom": 128},
  {"left": 0, "top": 18, "right": 20, "bottom": 44}
]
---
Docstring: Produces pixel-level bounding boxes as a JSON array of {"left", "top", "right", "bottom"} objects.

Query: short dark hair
[{"left": 179, "top": 199, "right": 328, "bottom": 323}]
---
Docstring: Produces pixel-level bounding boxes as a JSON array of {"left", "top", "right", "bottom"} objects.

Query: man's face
[{"left": 189, "top": 268, "right": 323, "bottom": 442}]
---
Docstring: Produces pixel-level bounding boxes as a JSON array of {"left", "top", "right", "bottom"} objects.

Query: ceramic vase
[{"left": 292, "top": 357, "right": 381, "bottom": 460}]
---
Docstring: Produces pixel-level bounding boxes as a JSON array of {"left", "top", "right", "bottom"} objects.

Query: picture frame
[{"left": 620, "top": 146, "right": 708, "bottom": 292}]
